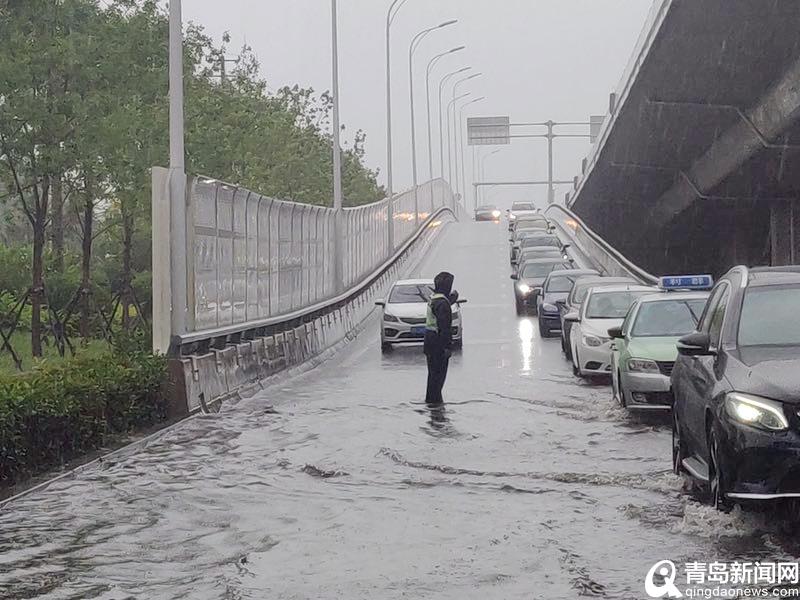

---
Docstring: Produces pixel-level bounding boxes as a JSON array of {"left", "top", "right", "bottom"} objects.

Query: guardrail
[
  {"left": 152, "top": 168, "right": 459, "bottom": 355},
  {"left": 175, "top": 204, "right": 460, "bottom": 354},
  {"left": 545, "top": 204, "right": 658, "bottom": 285}
]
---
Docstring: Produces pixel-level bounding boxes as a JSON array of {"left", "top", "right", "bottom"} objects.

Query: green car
[{"left": 609, "top": 291, "right": 709, "bottom": 411}]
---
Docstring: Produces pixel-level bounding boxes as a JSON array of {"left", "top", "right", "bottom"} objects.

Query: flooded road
[{"left": 2, "top": 222, "right": 799, "bottom": 599}]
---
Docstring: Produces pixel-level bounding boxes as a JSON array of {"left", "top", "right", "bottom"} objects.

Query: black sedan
[
  {"left": 672, "top": 266, "right": 800, "bottom": 510},
  {"left": 475, "top": 205, "right": 501, "bottom": 221},
  {"left": 537, "top": 269, "right": 599, "bottom": 338},
  {"left": 510, "top": 258, "right": 571, "bottom": 315}
]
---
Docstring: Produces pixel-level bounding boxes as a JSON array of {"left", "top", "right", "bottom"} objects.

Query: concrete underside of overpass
[{"left": 571, "top": 0, "right": 800, "bottom": 276}]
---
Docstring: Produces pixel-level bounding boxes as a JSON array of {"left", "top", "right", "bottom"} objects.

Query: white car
[
  {"left": 564, "top": 284, "right": 655, "bottom": 377},
  {"left": 375, "top": 279, "right": 465, "bottom": 352}
]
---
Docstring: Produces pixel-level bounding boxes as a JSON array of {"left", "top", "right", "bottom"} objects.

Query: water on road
[{"left": 2, "top": 222, "right": 799, "bottom": 599}]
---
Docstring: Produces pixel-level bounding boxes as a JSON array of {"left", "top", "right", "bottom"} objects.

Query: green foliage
[{"left": 0, "top": 351, "right": 167, "bottom": 485}]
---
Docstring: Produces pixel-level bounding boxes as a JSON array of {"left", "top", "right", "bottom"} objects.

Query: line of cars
[
  {"left": 535, "top": 259, "right": 800, "bottom": 512},
  {"left": 507, "top": 210, "right": 573, "bottom": 317}
]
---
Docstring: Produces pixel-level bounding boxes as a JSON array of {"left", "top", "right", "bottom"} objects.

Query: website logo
[{"left": 646, "top": 560, "right": 683, "bottom": 598}]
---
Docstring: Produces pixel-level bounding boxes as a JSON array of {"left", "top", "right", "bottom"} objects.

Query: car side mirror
[
  {"left": 608, "top": 326, "right": 624, "bottom": 339},
  {"left": 510, "top": 274, "right": 519, "bottom": 280},
  {"left": 677, "top": 332, "right": 714, "bottom": 356},
  {"left": 564, "top": 310, "right": 580, "bottom": 323},
  {"left": 375, "top": 300, "right": 385, "bottom": 307}
]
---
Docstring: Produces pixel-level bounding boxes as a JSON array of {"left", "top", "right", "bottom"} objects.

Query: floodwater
[{"left": 1, "top": 222, "right": 799, "bottom": 599}]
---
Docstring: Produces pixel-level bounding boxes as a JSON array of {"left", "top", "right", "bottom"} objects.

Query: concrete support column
[{"left": 770, "top": 199, "right": 794, "bottom": 266}]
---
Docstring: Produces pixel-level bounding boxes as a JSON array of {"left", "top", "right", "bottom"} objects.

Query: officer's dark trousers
[{"left": 425, "top": 350, "right": 450, "bottom": 405}]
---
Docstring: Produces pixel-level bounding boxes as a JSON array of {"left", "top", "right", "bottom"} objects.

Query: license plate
[{"left": 411, "top": 326, "right": 426, "bottom": 336}]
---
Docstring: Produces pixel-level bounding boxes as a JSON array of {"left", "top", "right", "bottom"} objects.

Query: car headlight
[
  {"left": 582, "top": 334, "right": 607, "bottom": 347},
  {"left": 725, "top": 393, "right": 789, "bottom": 432},
  {"left": 541, "top": 302, "right": 558, "bottom": 313},
  {"left": 517, "top": 283, "right": 532, "bottom": 294},
  {"left": 383, "top": 313, "right": 399, "bottom": 323},
  {"left": 627, "top": 358, "right": 659, "bottom": 373},
  {"left": 510, "top": 214, "right": 517, "bottom": 220},
  {"left": 492, "top": 210, "right": 501, "bottom": 218}
]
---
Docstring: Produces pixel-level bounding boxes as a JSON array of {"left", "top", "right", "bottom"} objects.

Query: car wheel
[
  {"left": 708, "top": 426, "right": 732, "bottom": 512},
  {"left": 515, "top": 297, "right": 524, "bottom": 315},
  {"left": 538, "top": 320, "right": 550, "bottom": 338},
  {"left": 381, "top": 342, "right": 392, "bottom": 354},
  {"left": 616, "top": 372, "right": 627, "bottom": 408},
  {"left": 563, "top": 334, "right": 573, "bottom": 360},
  {"left": 672, "top": 410, "right": 685, "bottom": 476},
  {"left": 452, "top": 338, "right": 463, "bottom": 349},
  {"left": 572, "top": 348, "right": 581, "bottom": 377}
]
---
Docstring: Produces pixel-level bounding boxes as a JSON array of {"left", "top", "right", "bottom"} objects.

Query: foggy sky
[{"left": 182, "top": 1, "right": 653, "bottom": 208}]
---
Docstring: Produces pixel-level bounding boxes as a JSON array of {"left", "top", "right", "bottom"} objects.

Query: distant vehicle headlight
[
  {"left": 517, "top": 283, "right": 532, "bottom": 294},
  {"left": 492, "top": 210, "right": 501, "bottom": 218},
  {"left": 509, "top": 214, "right": 517, "bottom": 221},
  {"left": 383, "top": 313, "right": 399, "bottom": 323},
  {"left": 541, "top": 302, "right": 558, "bottom": 313},
  {"left": 582, "top": 334, "right": 606, "bottom": 347},
  {"left": 627, "top": 358, "right": 659, "bottom": 373},
  {"left": 725, "top": 393, "right": 789, "bottom": 432}
]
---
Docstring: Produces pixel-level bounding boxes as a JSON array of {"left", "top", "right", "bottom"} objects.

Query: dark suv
[{"left": 671, "top": 266, "right": 800, "bottom": 510}]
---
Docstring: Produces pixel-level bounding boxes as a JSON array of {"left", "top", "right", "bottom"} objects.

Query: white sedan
[
  {"left": 565, "top": 284, "right": 654, "bottom": 377},
  {"left": 375, "top": 279, "right": 465, "bottom": 352}
]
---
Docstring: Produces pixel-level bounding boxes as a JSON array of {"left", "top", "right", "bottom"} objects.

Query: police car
[
  {"left": 375, "top": 279, "right": 465, "bottom": 352},
  {"left": 608, "top": 276, "right": 712, "bottom": 411}
]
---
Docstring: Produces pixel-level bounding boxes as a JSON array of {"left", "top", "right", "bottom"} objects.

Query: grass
[{"left": 0, "top": 331, "right": 109, "bottom": 375}]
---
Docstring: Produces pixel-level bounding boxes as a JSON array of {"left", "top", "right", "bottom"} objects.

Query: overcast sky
[{"left": 182, "top": 1, "right": 653, "bottom": 208}]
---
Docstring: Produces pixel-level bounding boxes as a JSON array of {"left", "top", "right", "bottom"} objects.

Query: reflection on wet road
[{"left": 2, "top": 222, "right": 799, "bottom": 599}]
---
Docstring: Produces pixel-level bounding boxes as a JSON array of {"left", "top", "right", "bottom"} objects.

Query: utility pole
[
  {"left": 331, "top": 0, "right": 344, "bottom": 292},
  {"left": 167, "top": 0, "right": 187, "bottom": 349}
]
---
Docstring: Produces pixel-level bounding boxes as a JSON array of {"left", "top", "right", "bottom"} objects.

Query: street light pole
[
  {"left": 425, "top": 47, "right": 464, "bottom": 184},
  {"left": 480, "top": 148, "right": 502, "bottom": 205},
  {"left": 331, "top": 0, "right": 344, "bottom": 292},
  {"left": 546, "top": 120, "right": 555, "bottom": 204},
  {"left": 438, "top": 66, "right": 471, "bottom": 182},
  {"left": 385, "top": 0, "right": 408, "bottom": 254},
  {"left": 450, "top": 72, "right": 482, "bottom": 194},
  {"left": 408, "top": 20, "right": 456, "bottom": 226},
  {"left": 446, "top": 92, "right": 470, "bottom": 201},
  {"left": 459, "top": 96, "right": 485, "bottom": 212},
  {"left": 168, "top": 0, "right": 187, "bottom": 344}
]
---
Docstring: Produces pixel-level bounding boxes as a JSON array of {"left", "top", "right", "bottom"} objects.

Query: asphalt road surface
[{"left": 2, "top": 221, "right": 799, "bottom": 599}]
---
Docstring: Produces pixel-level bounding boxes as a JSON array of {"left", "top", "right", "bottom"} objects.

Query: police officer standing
[{"left": 424, "top": 272, "right": 457, "bottom": 405}]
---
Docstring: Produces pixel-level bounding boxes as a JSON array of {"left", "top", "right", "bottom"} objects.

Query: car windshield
[
  {"left": 389, "top": 284, "right": 433, "bottom": 304},
  {"left": 572, "top": 280, "right": 634, "bottom": 304},
  {"left": 631, "top": 298, "right": 707, "bottom": 337},
  {"left": 585, "top": 291, "right": 650, "bottom": 319},
  {"left": 521, "top": 262, "right": 567, "bottom": 279},
  {"left": 521, "top": 237, "right": 559, "bottom": 248},
  {"left": 512, "top": 202, "right": 535, "bottom": 211},
  {"left": 738, "top": 285, "right": 800, "bottom": 346},
  {"left": 546, "top": 274, "right": 584, "bottom": 293}
]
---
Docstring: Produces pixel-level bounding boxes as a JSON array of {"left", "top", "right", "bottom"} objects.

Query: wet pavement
[{"left": 2, "top": 221, "right": 800, "bottom": 599}]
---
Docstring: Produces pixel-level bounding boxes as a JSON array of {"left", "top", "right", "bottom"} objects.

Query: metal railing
[
  {"left": 545, "top": 204, "right": 658, "bottom": 285},
  {"left": 152, "top": 172, "right": 458, "bottom": 353}
]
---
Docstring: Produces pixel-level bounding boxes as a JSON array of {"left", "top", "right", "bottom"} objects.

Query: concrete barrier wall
[{"left": 166, "top": 213, "right": 451, "bottom": 416}]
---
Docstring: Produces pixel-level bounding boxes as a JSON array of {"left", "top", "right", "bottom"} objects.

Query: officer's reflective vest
[{"left": 425, "top": 293, "right": 448, "bottom": 332}]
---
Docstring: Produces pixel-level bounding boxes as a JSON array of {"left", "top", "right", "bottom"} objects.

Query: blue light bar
[{"left": 659, "top": 275, "right": 714, "bottom": 290}]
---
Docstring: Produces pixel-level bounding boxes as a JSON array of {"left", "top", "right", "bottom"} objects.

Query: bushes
[{"left": 0, "top": 350, "right": 167, "bottom": 486}]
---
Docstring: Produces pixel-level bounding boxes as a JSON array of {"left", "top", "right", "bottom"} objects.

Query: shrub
[{"left": 0, "top": 351, "right": 168, "bottom": 486}]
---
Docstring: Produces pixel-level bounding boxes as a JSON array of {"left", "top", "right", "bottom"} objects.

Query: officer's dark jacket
[{"left": 424, "top": 272, "right": 454, "bottom": 353}]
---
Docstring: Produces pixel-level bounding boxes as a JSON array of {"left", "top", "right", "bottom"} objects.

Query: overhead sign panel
[{"left": 468, "top": 116, "right": 510, "bottom": 146}]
